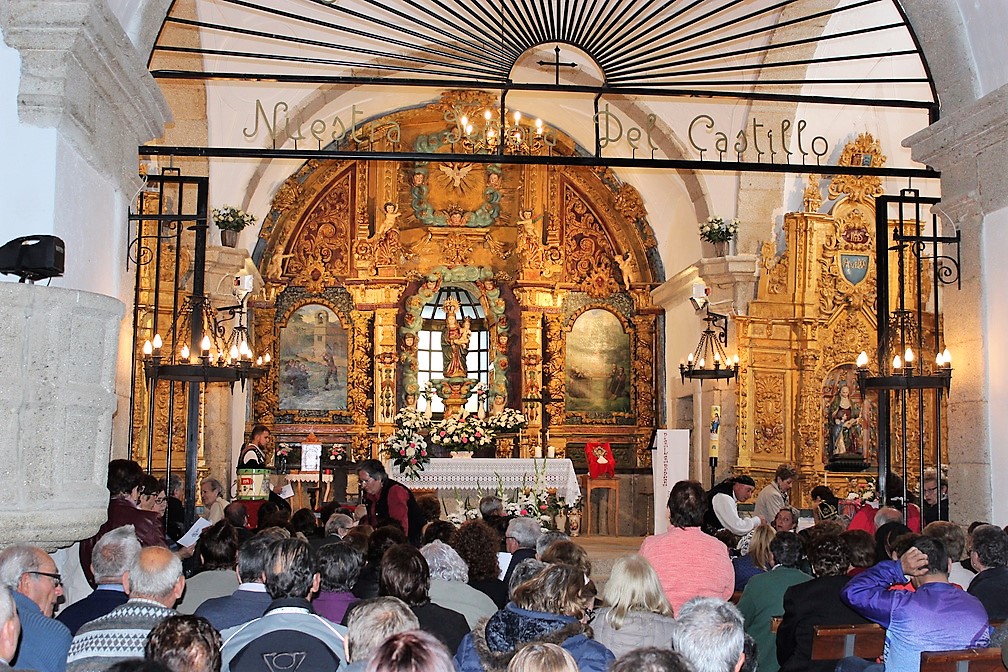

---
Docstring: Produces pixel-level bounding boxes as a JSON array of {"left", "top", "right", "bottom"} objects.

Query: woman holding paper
[{"left": 200, "top": 477, "right": 229, "bottom": 524}]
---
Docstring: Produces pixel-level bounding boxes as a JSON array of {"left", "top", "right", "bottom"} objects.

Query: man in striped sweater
[{"left": 66, "top": 547, "right": 184, "bottom": 672}]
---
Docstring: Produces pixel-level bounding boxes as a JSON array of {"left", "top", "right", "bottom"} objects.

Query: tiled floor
[{"left": 572, "top": 534, "right": 647, "bottom": 592}]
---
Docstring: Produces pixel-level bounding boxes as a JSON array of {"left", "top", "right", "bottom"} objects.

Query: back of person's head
[
  {"left": 224, "top": 502, "right": 248, "bottom": 529},
  {"left": 808, "top": 535, "right": 849, "bottom": 577},
  {"left": 108, "top": 459, "right": 145, "bottom": 497},
  {"left": 145, "top": 615, "right": 221, "bottom": 672},
  {"left": 364, "top": 629, "right": 454, "bottom": 672},
  {"left": 367, "top": 526, "right": 408, "bottom": 565},
  {"left": 602, "top": 554, "right": 672, "bottom": 629},
  {"left": 923, "top": 521, "right": 967, "bottom": 561},
  {"left": 508, "top": 559, "right": 548, "bottom": 598},
  {"left": 421, "top": 520, "right": 456, "bottom": 546},
  {"left": 839, "top": 530, "right": 876, "bottom": 568},
  {"left": 92, "top": 525, "right": 141, "bottom": 583},
  {"left": 667, "top": 480, "right": 707, "bottom": 528},
  {"left": 536, "top": 531, "right": 570, "bottom": 558},
  {"left": 875, "top": 521, "right": 912, "bottom": 561},
  {"left": 747, "top": 524, "right": 776, "bottom": 571},
  {"left": 891, "top": 532, "right": 919, "bottom": 560},
  {"left": 357, "top": 459, "right": 387, "bottom": 482},
  {"left": 236, "top": 534, "right": 279, "bottom": 583},
  {"left": 0, "top": 544, "right": 44, "bottom": 590},
  {"left": 970, "top": 524, "right": 1008, "bottom": 569},
  {"left": 479, "top": 496, "right": 504, "bottom": 518},
  {"left": 539, "top": 540, "right": 591, "bottom": 578},
  {"left": 420, "top": 540, "right": 469, "bottom": 583},
  {"left": 290, "top": 508, "right": 319, "bottom": 538},
  {"left": 809, "top": 485, "right": 838, "bottom": 507},
  {"left": 609, "top": 647, "right": 693, "bottom": 672},
  {"left": 317, "top": 542, "right": 364, "bottom": 593},
  {"left": 512, "top": 563, "right": 596, "bottom": 620},
  {"left": 255, "top": 502, "right": 281, "bottom": 530},
  {"left": 325, "top": 513, "right": 354, "bottom": 538},
  {"left": 265, "top": 538, "right": 316, "bottom": 599},
  {"left": 507, "top": 642, "right": 578, "bottom": 672},
  {"left": 769, "top": 531, "right": 803, "bottom": 568},
  {"left": 196, "top": 521, "right": 238, "bottom": 570},
  {"left": 379, "top": 544, "right": 430, "bottom": 606},
  {"left": 672, "top": 597, "right": 745, "bottom": 672},
  {"left": 128, "top": 547, "right": 184, "bottom": 600},
  {"left": 506, "top": 517, "right": 542, "bottom": 549},
  {"left": 451, "top": 519, "right": 504, "bottom": 581},
  {"left": 912, "top": 535, "right": 949, "bottom": 575},
  {"left": 345, "top": 597, "right": 420, "bottom": 663},
  {"left": 168, "top": 474, "right": 183, "bottom": 498},
  {"left": 874, "top": 506, "right": 903, "bottom": 529},
  {"left": 107, "top": 661, "right": 172, "bottom": 672},
  {"left": 344, "top": 527, "right": 371, "bottom": 555},
  {"left": 740, "top": 634, "right": 758, "bottom": 672},
  {"left": 416, "top": 495, "right": 442, "bottom": 525},
  {"left": 968, "top": 521, "right": 990, "bottom": 535}
]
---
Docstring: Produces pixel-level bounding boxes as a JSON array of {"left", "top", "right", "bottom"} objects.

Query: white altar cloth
[{"left": 387, "top": 458, "right": 582, "bottom": 504}]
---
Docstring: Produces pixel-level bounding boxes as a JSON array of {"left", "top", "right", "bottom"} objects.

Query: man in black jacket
[
  {"left": 357, "top": 460, "right": 425, "bottom": 545},
  {"left": 967, "top": 524, "right": 1008, "bottom": 620}
]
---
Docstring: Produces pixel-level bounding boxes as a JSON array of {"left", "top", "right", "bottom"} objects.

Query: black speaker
[{"left": 0, "top": 235, "right": 65, "bottom": 282}]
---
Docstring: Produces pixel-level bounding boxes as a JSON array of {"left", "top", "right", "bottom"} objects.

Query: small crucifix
[{"left": 537, "top": 45, "right": 577, "bottom": 86}]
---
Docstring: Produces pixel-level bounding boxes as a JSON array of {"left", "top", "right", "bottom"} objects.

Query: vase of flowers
[
  {"left": 699, "top": 216, "right": 739, "bottom": 256},
  {"left": 385, "top": 429, "right": 429, "bottom": 479},
  {"left": 212, "top": 206, "right": 257, "bottom": 247},
  {"left": 274, "top": 444, "right": 292, "bottom": 474},
  {"left": 430, "top": 413, "right": 494, "bottom": 455},
  {"left": 487, "top": 408, "right": 528, "bottom": 433}
]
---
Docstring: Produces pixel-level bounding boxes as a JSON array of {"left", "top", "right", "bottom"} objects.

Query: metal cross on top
[{"left": 537, "top": 46, "right": 577, "bottom": 86}]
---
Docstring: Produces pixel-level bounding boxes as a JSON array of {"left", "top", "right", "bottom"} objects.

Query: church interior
[{"left": 3, "top": 0, "right": 1008, "bottom": 550}]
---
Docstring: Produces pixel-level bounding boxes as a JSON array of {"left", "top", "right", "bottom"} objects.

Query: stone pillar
[
  {"left": 0, "top": 284, "right": 123, "bottom": 550},
  {"left": 905, "top": 82, "right": 1008, "bottom": 524}
]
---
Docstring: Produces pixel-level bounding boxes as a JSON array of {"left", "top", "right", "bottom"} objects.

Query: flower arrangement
[
  {"left": 275, "top": 444, "right": 292, "bottom": 457},
  {"left": 429, "top": 413, "right": 492, "bottom": 452},
  {"left": 385, "top": 429, "right": 429, "bottom": 480},
  {"left": 699, "top": 216, "right": 739, "bottom": 243},
  {"left": 394, "top": 407, "right": 431, "bottom": 433},
  {"left": 327, "top": 444, "right": 347, "bottom": 462},
  {"left": 212, "top": 206, "right": 257, "bottom": 232},
  {"left": 487, "top": 407, "right": 528, "bottom": 432}
]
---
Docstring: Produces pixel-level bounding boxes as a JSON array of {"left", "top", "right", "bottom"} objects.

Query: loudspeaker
[{"left": 0, "top": 235, "right": 65, "bottom": 282}]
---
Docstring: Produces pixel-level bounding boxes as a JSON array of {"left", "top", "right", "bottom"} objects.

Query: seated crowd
[{"left": 6, "top": 459, "right": 1008, "bottom": 672}]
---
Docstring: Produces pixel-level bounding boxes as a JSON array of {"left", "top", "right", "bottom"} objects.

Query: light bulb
[
  {"left": 483, "top": 110, "right": 492, "bottom": 121},
  {"left": 230, "top": 345, "right": 239, "bottom": 361},
  {"left": 936, "top": 352, "right": 944, "bottom": 367},
  {"left": 181, "top": 344, "right": 190, "bottom": 360},
  {"left": 239, "top": 341, "right": 251, "bottom": 357},
  {"left": 264, "top": 353, "right": 271, "bottom": 364},
  {"left": 943, "top": 348, "right": 951, "bottom": 365},
  {"left": 892, "top": 355, "right": 902, "bottom": 370},
  {"left": 460, "top": 115, "right": 468, "bottom": 127},
  {"left": 687, "top": 353, "right": 694, "bottom": 364},
  {"left": 904, "top": 347, "right": 914, "bottom": 364},
  {"left": 256, "top": 356, "right": 263, "bottom": 366},
  {"left": 856, "top": 351, "right": 869, "bottom": 368},
  {"left": 513, "top": 111, "right": 521, "bottom": 124},
  {"left": 200, "top": 335, "right": 211, "bottom": 352},
  {"left": 142, "top": 340, "right": 153, "bottom": 356},
  {"left": 152, "top": 334, "right": 163, "bottom": 350},
  {"left": 733, "top": 354, "right": 740, "bottom": 365},
  {"left": 698, "top": 357, "right": 706, "bottom": 368}
]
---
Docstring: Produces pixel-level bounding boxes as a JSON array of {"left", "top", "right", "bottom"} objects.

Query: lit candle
[
  {"left": 152, "top": 334, "right": 163, "bottom": 353},
  {"left": 904, "top": 348, "right": 915, "bottom": 365},
  {"left": 180, "top": 344, "right": 190, "bottom": 361},
  {"left": 943, "top": 348, "right": 951, "bottom": 366},
  {"left": 200, "top": 335, "right": 211, "bottom": 353},
  {"left": 264, "top": 353, "right": 271, "bottom": 364},
  {"left": 230, "top": 345, "right": 240, "bottom": 361},
  {"left": 687, "top": 353, "right": 694, "bottom": 365},
  {"left": 142, "top": 340, "right": 153, "bottom": 357},
  {"left": 892, "top": 354, "right": 902, "bottom": 370},
  {"left": 698, "top": 357, "right": 705, "bottom": 369},
  {"left": 256, "top": 356, "right": 263, "bottom": 366},
  {"left": 935, "top": 352, "right": 944, "bottom": 367},
  {"left": 856, "top": 351, "right": 869, "bottom": 368}
]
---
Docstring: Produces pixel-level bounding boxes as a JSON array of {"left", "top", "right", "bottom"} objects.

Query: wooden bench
[
  {"left": 919, "top": 648, "right": 1005, "bottom": 672},
  {"left": 811, "top": 623, "right": 886, "bottom": 661}
]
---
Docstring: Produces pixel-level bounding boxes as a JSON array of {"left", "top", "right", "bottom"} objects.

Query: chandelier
[
  {"left": 142, "top": 290, "right": 268, "bottom": 389},
  {"left": 855, "top": 344, "right": 952, "bottom": 394},
  {"left": 680, "top": 306, "right": 739, "bottom": 383},
  {"left": 453, "top": 108, "right": 555, "bottom": 155}
]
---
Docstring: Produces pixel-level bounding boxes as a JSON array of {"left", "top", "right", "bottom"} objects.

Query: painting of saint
[
  {"left": 278, "top": 305, "right": 348, "bottom": 411},
  {"left": 565, "top": 309, "right": 631, "bottom": 414},
  {"left": 822, "top": 364, "right": 875, "bottom": 464}
]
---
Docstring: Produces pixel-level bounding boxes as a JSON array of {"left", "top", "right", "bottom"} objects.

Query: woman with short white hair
[
  {"left": 590, "top": 554, "right": 676, "bottom": 658},
  {"left": 420, "top": 540, "right": 497, "bottom": 629}
]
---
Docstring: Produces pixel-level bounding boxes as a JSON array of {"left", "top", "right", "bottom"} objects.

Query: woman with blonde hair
[
  {"left": 590, "top": 555, "right": 675, "bottom": 658},
  {"left": 733, "top": 524, "right": 776, "bottom": 591},
  {"left": 507, "top": 643, "right": 579, "bottom": 672}
]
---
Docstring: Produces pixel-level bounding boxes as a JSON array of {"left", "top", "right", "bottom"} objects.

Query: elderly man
[
  {"left": 502, "top": 516, "right": 542, "bottom": 586},
  {"left": 343, "top": 597, "right": 419, "bottom": 672},
  {"left": 0, "top": 589, "right": 20, "bottom": 671},
  {"left": 839, "top": 536, "right": 989, "bottom": 672},
  {"left": 673, "top": 597, "right": 747, "bottom": 672},
  {"left": 921, "top": 470, "right": 949, "bottom": 524},
  {"left": 57, "top": 525, "right": 141, "bottom": 635},
  {"left": 220, "top": 538, "right": 348, "bottom": 672},
  {"left": 966, "top": 524, "right": 1008, "bottom": 620},
  {"left": 194, "top": 533, "right": 278, "bottom": 631},
  {"left": 0, "top": 544, "right": 71, "bottom": 672},
  {"left": 703, "top": 475, "right": 763, "bottom": 537},
  {"left": 754, "top": 464, "right": 797, "bottom": 523},
  {"left": 66, "top": 546, "right": 185, "bottom": 672},
  {"left": 356, "top": 459, "right": 425, "bottom": 545}
]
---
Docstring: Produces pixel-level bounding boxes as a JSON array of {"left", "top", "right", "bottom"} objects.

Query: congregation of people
[{"left": 4, "top": 453, "right": 1008, "bottom": 672}]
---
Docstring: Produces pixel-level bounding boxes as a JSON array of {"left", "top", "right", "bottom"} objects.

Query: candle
[{"left": 547, "top": 445, "right": 556, "bottom": 459}]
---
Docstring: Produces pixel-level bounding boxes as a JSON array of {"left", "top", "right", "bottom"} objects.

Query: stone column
[{"left": 0, "top": 284, "right": 123, "bottom": 550}]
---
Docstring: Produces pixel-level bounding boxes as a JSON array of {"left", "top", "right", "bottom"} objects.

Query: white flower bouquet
[
  {"left": 385, "top": 429, "right": 429, "bottom": 479},
  {"left": 212, "top": 206, "right": 257, "bottom": 232},
  {"left": 699, "top": 216, "right": 739, "bottom": 243},
  {"left": 430, "top": 413, "right": 493, "bottom": 451},
  {"left": 394, "top": 407, "right": 431, "bottom": 432},
  {"left": 487, "top": 408, "right": 528, "bottom": 432}
]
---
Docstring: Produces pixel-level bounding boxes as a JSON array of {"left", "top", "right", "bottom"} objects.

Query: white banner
[{"left": 652, "top": 429, "right": 691, "bottom": 535}]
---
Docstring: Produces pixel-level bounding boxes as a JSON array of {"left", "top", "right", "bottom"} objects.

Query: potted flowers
[
  {"left": 385, "top": 430, "right": 429, "bottom": 479},
  {"left": 212, "top": 206, "right": 257, "bottom": 247},
  {"left": 699, "top": 216, "right": 739, "bottom": 256},
  {"left": 430, "top": 413, "right": 493, "bottom": 457}
]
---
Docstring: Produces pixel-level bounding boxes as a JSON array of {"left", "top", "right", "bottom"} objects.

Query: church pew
[
  {"left": 811, "top": 623, "right": 886, "bottom": 661},
  {"left": 919, "top": 647, "right": 1005, "bottom": 672}
]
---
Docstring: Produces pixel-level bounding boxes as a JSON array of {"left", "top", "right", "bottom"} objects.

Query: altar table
[{"left": 387, "top": 458, "right": 582, "bottom": 504}]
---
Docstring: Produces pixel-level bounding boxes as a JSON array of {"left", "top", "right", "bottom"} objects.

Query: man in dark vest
[
  {"left": 356, "top": 459, "right": 425, "bottom": 545},
  {"left": 702, "top": 474, "right": 763, "bottom": 537}
]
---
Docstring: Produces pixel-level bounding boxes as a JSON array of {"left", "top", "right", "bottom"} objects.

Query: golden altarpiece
[
  {"left": 240, "top": 91, "right": 663, "bottom": 470},
  {"left": 735, "top": 134, "right": 946, "bottom": 507}
]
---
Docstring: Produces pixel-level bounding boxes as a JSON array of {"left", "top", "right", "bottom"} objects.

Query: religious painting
[
  {"left": 821, "top": 364, "right": 876, "bottom": 465},
  {"left": 278, "top": 304, "right": 348, "bottom": 411},
  {"left": 564, "top": 309, "right": 631, "bottom": 414}
]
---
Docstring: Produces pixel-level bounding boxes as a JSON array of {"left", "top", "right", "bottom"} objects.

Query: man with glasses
[
  {"left": 922, "top": 469, "right": 949, "bottom": 525},
  {"left": 356, "top": 460, "right": 425, "bottom": 546},
  {"left": 0, "top": 544, "right": 72, "bottom": 672}
]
